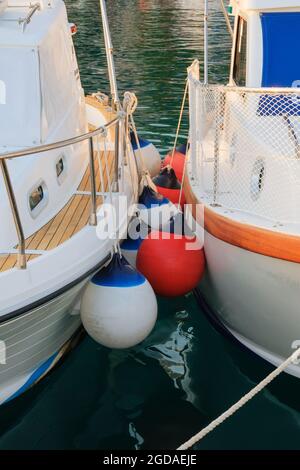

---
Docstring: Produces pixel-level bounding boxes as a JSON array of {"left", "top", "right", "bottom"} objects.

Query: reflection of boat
[
  {"left": 0, "top": 0, "right": 138, "bottom": 403},
  {"left": 185, "top": 0, "right": 300, "bottom": 377}
]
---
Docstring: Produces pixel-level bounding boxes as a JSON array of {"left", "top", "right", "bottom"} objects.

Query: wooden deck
[{"left": 0, "top": 149, "right": 115, "bottom": 273}]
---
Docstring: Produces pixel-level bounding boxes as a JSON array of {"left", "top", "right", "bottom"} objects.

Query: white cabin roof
[
  {"left": 230, "top": 0, "right": 300, "bottom": 11},
  {"left": 0, "top": 0, "right": 60, "bottom": 46}
]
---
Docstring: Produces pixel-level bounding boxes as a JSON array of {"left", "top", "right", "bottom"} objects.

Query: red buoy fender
[
  {"left": 136, "top": 231, "right": 205, "bottom": 297},
  {"left": 163, "top": 151, "right": 185, "bottom": 182},
  {"left": 155, "top": 185, "right": 186, "bottom": 207}
]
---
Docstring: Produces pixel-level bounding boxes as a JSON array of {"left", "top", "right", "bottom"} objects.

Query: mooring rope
[
  {"left": 170, "top": 79, "right": 188, "bottom": 168},
  {"left": 177, "top": 347, "right": 300, "bottom": 450},
  {"left": 102, "top": 131, "right": 122, "bottom": 256},
  {"left": 129, "top": 112, "right": 157, "bottom": 193},
  {"left": 177, "top": 135, "right": 189, "bottom": 211}
]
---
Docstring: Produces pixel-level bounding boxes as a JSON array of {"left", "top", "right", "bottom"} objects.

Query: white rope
[
  {"left": 177, "top": 347, "right": 300, "bottom": 450},
  {"left": 126, "top": 137, "right": 139, "bottom": 202},
  {"left": 169, "top": 79, "right": 189, "bottom": 210},
  {"left": 96, "top": 134, "right": 106, "bottom": 202},
  {"left": 170, "top": 79, "right": 188, "bottom": 168},
  {"left": 103, "top": 131, "right": 120, "bottom": 255},
  {"left": 123, "top": 91, "right": 138, "bottom": 116},
  {"left": 123, "top": 93, "right": 140, "bottom": 202},
  {"left": 177, "top": 136, "right": 189, "bottom": 211},
  {"left": 129, "top": 113, "right": 157, "bottom": 194},
  {"left": 123, "top": 92, "right": 156, "bottom": 189}
]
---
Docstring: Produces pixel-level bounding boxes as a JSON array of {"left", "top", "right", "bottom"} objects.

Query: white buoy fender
[
  {"left": 81, "top": 254, "right": 157, "bottom": 349},
  {"left": 131, "top": 134, "right": 161, "bottom": 178}
]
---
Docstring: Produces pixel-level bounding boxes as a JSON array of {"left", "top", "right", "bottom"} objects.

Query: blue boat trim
[
  {"left": 3, "top": 350, "right": 60, "bottom": 404},
  {"left": 91, "top": 253, "right": 146, "bottom": 287}
]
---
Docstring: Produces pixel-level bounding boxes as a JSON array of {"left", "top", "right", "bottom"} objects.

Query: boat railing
[
  {"left": 0, "top": 109, "right": 131, "bottom": 270},
  {"left": 0, "top": 2, "right": 41, "bottom": 32},
  {"left": 188, "top": 60, "right": 300, "bottom": 224}
]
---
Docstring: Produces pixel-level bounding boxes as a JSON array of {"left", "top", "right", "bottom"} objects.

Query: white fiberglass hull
[
  {"left": 0, "top": 280, "right": 86, "bottom": 405},
  {"left": 199, "top": 231, "right": 300, "bottom": 378}
]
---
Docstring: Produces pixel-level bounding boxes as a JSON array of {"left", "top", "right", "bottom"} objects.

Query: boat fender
[
  {"left": 121, "top": 232, "right": 144, "bottom": 268},
  {"left": 137, "top": 230, "right": 205, "bottom": 297},
  {"left": 80, "top": 253, "right": 157, "bottom": 348},
  {"left": 153, "top": 167, "right": 186, "bottom": 207},
  {"left": 163, "top": 146, "right": 186, "bottom": 182},
  {"left": 131, "top": 132, "right": 161, "bottom": 178},
  {"left": 137, "top": 185, "right": 179, "bottom": 230}
]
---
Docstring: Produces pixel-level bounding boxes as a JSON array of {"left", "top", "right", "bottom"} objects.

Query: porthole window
[
  {"left": 56, "top": 154, "right": 67, "bottom": 184},
  {"left": 28, "top": 181, "right": 48, "bottom": 218},
  {"left": 56, "top": 157, "right": 64, "bottom": 178},
  {"left": 29, "top": 185, "right": 44, "bottom": 211},
  {"left": 250, "top": 159, "right": 265, "bottom": 201}
]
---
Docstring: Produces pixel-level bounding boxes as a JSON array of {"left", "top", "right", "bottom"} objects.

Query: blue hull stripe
[{"left": 3, "top": 350, "right": 59, "bottom": 404}]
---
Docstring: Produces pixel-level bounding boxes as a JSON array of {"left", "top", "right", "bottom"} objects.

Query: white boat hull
[
  {"left": 0, "top": 276, "right": 94, "bottom": 405},
  {"left": 198, "top": 231, "right": 300, "bottom": 378}
]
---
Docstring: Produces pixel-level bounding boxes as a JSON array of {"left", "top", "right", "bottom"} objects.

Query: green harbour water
[{"left": 1, "top": 0, "right": 300, "bottom": 450}]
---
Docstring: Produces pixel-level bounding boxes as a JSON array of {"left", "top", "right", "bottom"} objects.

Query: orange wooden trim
[{"left": 184, "top": 175, "right": 300, "bottom": 264}]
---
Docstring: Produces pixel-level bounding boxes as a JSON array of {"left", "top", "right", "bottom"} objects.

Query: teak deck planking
[{"left": 0, "top": 149, "right": 115, "bottom": 273}]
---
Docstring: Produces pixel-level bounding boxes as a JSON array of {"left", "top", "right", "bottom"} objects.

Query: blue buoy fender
[
  {"left": 138, "top": 186, "right": 178, "bottom": 230},
  {"left": 80, "top": 253, "right": 157, "bottom": 349}
]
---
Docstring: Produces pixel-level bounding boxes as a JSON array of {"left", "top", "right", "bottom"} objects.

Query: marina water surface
[{"left": 1, "top": 0, "right": 300, "bottom": 450}]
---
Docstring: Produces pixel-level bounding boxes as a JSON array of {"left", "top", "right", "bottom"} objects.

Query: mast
[
  {"left": 99, "top": 0, "right": 120, "bottom": 110},
  {"left": 204, "top": 0, "right": 208, "bottom": 84},
  {"left": 220, "top": 0, "right": 233, "bottom": 38}
]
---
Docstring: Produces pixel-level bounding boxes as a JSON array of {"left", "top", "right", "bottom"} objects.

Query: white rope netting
[{"left": 189, "top": 77, "right": 300, "bottom": 225}]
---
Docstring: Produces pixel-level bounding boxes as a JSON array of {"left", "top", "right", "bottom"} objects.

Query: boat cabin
[
  {"left": 0, "top": 0, "right": 86, "bottom": 149},
  {"left": 0, "top": 0, "right": 88, "bottom": 250},
  {"left": 229, "top": 0, "right": 300, "bottom": 87}
]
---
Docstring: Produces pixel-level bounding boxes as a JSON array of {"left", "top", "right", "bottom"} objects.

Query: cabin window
[
  {"left": 261, "top": 13, "right": 300, "bottom": 87},
  {"left": 55, "top": 154, "right": 67, "bottom": 185},
  {"left": 56, "top": 157, "right": 64, "bottom": 178},
  {"left": 233, "top": 16, "right": 247, "bottom": 86},
  {"left": 28, "top": 182, "right": 48, "bottom": 217},
  {"left": 0, "top": 48, "right": 40, "bottom": 146},
  {"left": 29, "top": 185, "right": 44, "bottom": 211}
]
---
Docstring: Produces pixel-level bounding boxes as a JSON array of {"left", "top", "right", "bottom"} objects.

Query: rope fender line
[
  {"left": 170, "top": 78, "right": 188, "bottom": 168},
  {"left": 177, "top": 347, "right": 300, "bottom": 450}
]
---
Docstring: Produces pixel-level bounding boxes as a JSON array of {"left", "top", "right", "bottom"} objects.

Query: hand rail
[
  {"left": 0, "top": 116, "right": 119, "bottom": 161},
  {"left": 21, "top": 3, "right": 40, "bottom": 32},
  {"left": 0, "top": 160, "right": 26, "bottom": 269},
  {"left": 0, "top": 113, "right": 125, "bottom": 270},
  {"left": 188, "top": 75, "right": 300, "bottom": 95}
]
